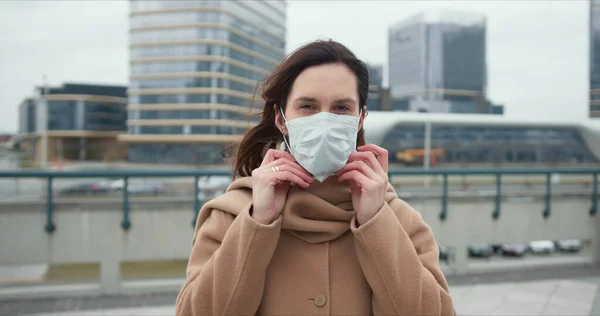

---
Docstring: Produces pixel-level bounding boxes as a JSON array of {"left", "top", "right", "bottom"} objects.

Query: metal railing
[{"left": 0, "top": 168, "right": 598, "bottom": 233}]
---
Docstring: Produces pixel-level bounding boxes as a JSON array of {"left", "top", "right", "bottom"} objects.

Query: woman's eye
[{"left": 300, "top": 104, "right": 315, "bottom": 110}]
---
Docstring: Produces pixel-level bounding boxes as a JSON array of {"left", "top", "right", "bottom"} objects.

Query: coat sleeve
[
  {"left": 350, "top": 199, "right": 455, "bottom": 316},
  {"left": 175, "top": 203, "right": 282, "bottom": 316}
]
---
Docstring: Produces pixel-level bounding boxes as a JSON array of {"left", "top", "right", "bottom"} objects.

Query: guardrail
[
  {"left": 1, "top": 167, "right": 599, "bottom": 293},
  {"left": 0, "top": 168, "right": 598, "bottom": 234}
]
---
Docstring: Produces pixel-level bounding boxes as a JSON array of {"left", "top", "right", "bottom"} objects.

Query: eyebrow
[
  {"left": 332, "top": 98, "right": 356, "bottom": 105},
  {"left": 293, "top": 96, "right": 357, "bottom": 104},
  {"left": 294, "top": 96, "right": 317, "bottom": 103}
]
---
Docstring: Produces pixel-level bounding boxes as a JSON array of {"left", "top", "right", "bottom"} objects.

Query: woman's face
[{"left": 275, "top": 63, "right": 364, "bottom": 136}]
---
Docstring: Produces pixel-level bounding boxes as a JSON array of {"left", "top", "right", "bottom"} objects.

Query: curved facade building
[
  {"left": 120, "top": 0, "right": 287, "bottom": 164},
  {"left": 18, "top": 83, "right": 128, "bottom": 165},
  {"left": 364, "top": 112, "right": 600, "bottom": 165}
]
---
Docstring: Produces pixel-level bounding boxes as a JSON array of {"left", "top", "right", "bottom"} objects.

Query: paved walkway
[
  {"left": 2, "top": 264, "right": 597, "bottom": 315},
  {"left": 25, "top": 278, "right": 600, "bottom": 316},
  {"left": 33, "top": 305, "right": 175, "bottom": 316},
  {"left": 453, "top": 278, "right": 599, "bottom": 315}
]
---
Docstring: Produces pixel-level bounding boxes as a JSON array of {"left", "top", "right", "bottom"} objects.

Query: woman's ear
[{"left": 274, "top": 105, "right": 288, "bottom": 136}]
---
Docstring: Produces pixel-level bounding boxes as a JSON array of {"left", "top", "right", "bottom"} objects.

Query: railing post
[
  {"left": 121, "top": 177, "right": 131, "bottom": 230},
  {"left": 100, "top": 224, "right": 122, "bottom": 295},
  {"left": 492, "top": 174, "right": 501, "bottom": 220},
  {"left": 542, "top": 173, "right": 551, "bottom": 219},
  {"left": 593, "top": 173, "right": 600, "bottom": 265},
  {"left": 439, "top": 174, "right": 448, "bottom": 221},
  {"left": 192, "top": 175, "right": 200, "bottom": 227},
  {"left": 45, "top": 176, "right": 56, "bottom": 233},
  {"left": 591, "top": 173, "right": 598, "bottom": 217}
]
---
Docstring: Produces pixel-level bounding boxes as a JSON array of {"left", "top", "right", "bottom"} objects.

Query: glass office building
[
  {"left": 591, "top": 0, "right": 600, "bottom": 117},
  {"left": 18, "top": 83, "right": 128, "bottom": 164},
  {"left": 366, "top": 63, "right": 383, "bottom": 111},
  {"left": 122, "top": 0, "right": 287, "bottom": 164},
  {"left": 18, "top": 98, "right": 36, "bottom": 134},
  {"left": 388, "top": 9, "right": 493, "bottom": 114}
]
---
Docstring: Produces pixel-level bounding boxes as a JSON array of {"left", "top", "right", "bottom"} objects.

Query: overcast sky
[{"left": 0, "top": 0, "right": 590, "bottom": 133}]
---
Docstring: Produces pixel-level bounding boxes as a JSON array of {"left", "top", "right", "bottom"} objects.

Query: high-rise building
[
  {"left": 17, "top": 83, "right": 128, "bottom": 165},
  {"left": 366, "top": 63, "right": 383, "bottom": 111},
  {"left": 388, "top": 9, "right": 491, "bottom": 114},
  {"left": 120, "top": 0, "right": 287, "bottom": 164},
  {"left": 591, "top": 0, "right": 600, "bottom": 117}
]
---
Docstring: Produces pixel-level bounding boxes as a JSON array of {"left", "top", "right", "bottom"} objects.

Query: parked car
[
  {"left": 528, "top": 240, "right": 556, "bottom": 254},
  {"left": 439, "top": 246, "right": 451, "bottom": 264},
  {"left": 57, "top": 181, "right": 111, "bottom": 196},
  {"left": 555, "top": 239, "right": 582, "bottom": 253},
  {"left": 491, "top": 244, "right": 503, "bottom": 254},
  {"left": 468, "top": 245, "right": 494, "bottom": 258},
  {"left": 128, "top": 181, "right": 168, "bottom": 195},
  {"left": 501, "top": 244, "right": 528, "bottom": 257},
  {"left": 110, "top": 178, "right": 125, "bottom": 191},
  {"left": 197, "top": 176, "right": 231, "bottom": 199},
  {"left": 197, "top": 176, "right": 231, "bottom": 191}
]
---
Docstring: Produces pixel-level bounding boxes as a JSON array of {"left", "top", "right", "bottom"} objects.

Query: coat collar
[{"left": 203, "top": 175, "right": 396, "bottom": 244}]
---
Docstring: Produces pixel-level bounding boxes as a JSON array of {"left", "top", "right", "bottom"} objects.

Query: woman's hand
[
  {"left": 251, "top": 149, "right": 314, "bottom": 225},
  {"left": 336, "top": 144, "right": 389, "bottom": 226}
]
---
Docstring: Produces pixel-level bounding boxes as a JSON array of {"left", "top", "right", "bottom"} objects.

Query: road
[{"left": 1, "top": 152, "right": 599, "bottom": 202}]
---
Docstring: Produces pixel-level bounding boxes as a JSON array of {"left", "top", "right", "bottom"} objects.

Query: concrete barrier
[{"left": 1, "top": 190, "right": 598, "bottom": 295}]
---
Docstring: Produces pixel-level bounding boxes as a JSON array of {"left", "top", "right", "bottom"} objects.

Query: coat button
[{"left": 313, "top": 294, "right": 327, "bottom": 307}]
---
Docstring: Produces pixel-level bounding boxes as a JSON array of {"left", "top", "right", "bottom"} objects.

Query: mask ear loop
[
  {"left": 278, "top": 106, "right": 292, "bottom": 152},
  {"left": 355, "top": 106, "right": 366, "bottom": 151},
  {"left": 359, "top": 106, "right": 367, "bottom": 127}
]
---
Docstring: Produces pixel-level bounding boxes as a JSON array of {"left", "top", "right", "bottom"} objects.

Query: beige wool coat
[{"left": 176, "top": 176, "right": 455, "bottom": 316}]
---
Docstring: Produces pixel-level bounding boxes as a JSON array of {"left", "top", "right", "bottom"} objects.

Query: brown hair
[{"left": 232, "top": 40, "right": 369, "bottom": 178}]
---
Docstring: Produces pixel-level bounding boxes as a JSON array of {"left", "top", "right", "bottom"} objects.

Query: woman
[{"left": 176, "top": 40, "right": 455, "bottom": 316}]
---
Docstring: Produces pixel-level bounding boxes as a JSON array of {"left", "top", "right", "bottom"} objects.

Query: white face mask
[{"left": 280, "top": 109, "right": 361, "bottom": 182}]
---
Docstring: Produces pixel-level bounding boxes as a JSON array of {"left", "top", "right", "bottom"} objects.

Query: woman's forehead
[{"left": 288, "top": 64, "right": 358, "bottom": 102}]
